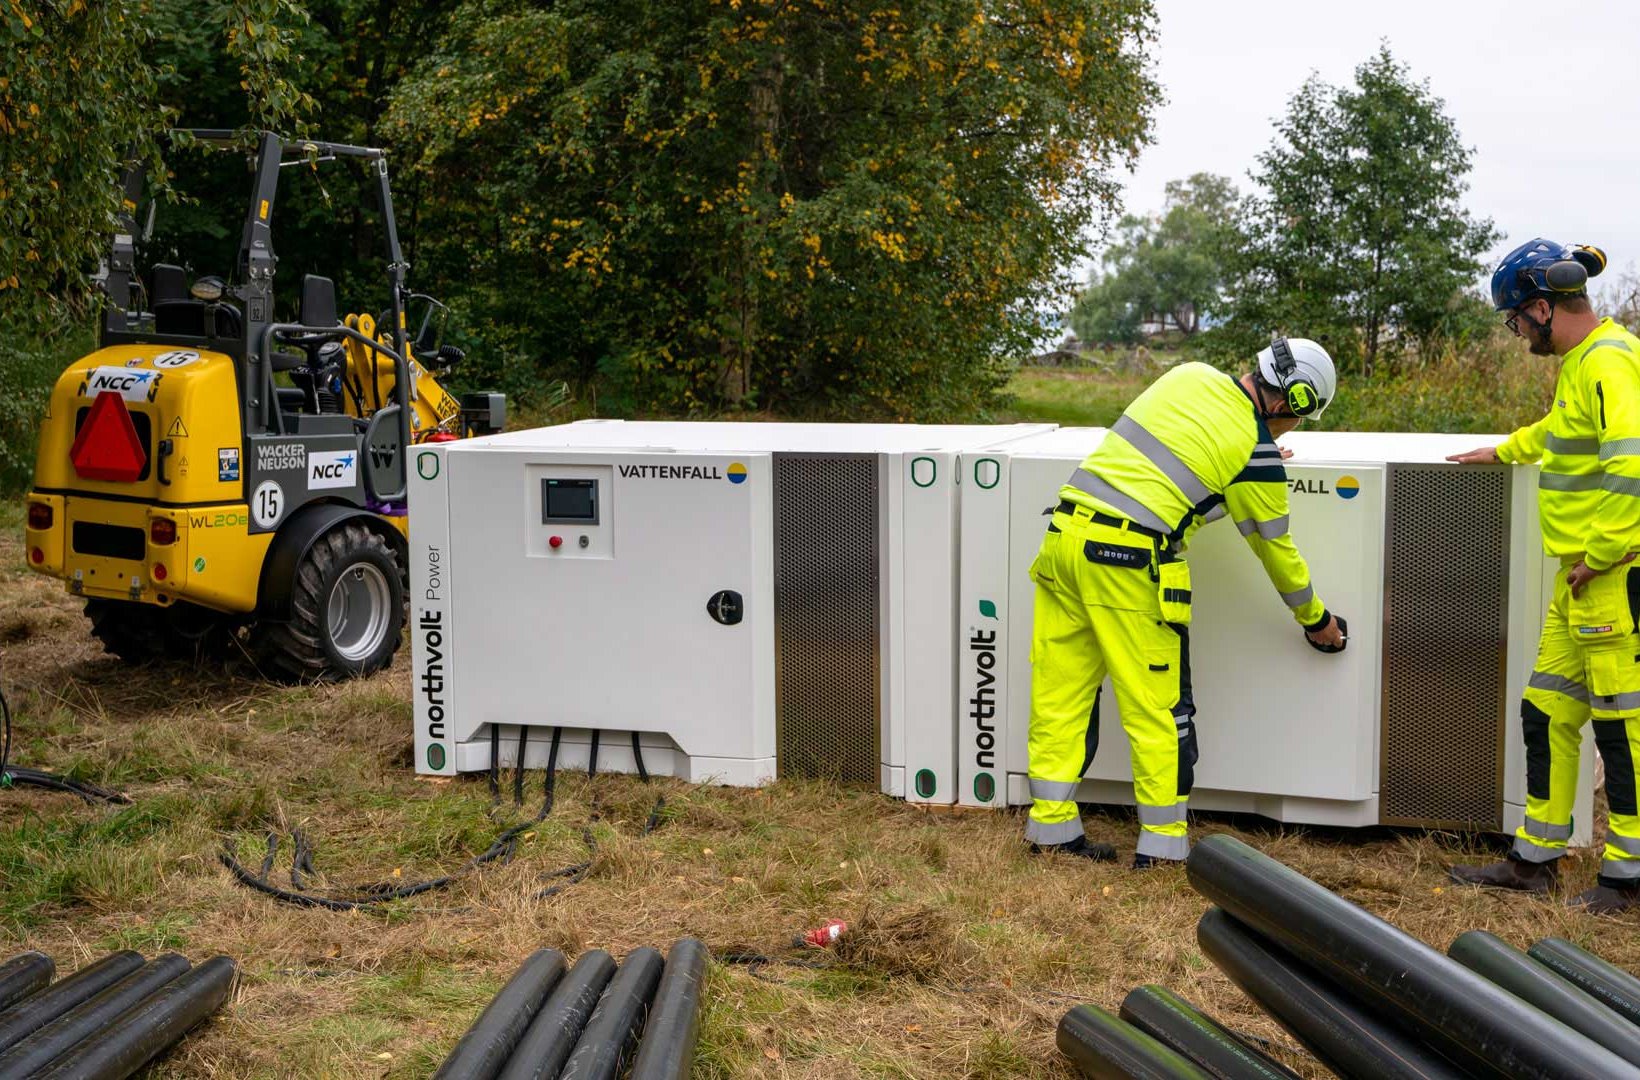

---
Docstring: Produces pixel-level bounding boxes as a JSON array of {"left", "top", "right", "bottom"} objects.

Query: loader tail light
[
  {"left": 152, "top": 562, "right": 167, "bottom": 581},
  {"left": 27, "top": 502, "right": 53, "bottom": 530},
  {"left": 30, "top": 548, "right": 44, "bottom": 565},
  {"left": 150, "top": 518, "right": 177, "bottom": 545}
]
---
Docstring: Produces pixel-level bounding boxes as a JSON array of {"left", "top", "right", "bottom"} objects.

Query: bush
[
  {"left": 1318, "top": 327, "right": 1555, "bottom": 435},
  {"left": 1, "top": 326, "right": 88, "bottom": 494}
]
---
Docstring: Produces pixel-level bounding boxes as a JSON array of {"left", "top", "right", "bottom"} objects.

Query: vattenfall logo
[
  {"left": 616, "top": 462, "right": 749, "bottom": 483},
  {"left": 1288, "top": 474, "right": 1361, "bottom": 500}
]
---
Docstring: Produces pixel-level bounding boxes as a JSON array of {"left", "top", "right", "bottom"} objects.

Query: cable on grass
[
  {"left": 221, "top": 725, "right": 667, "bottom": 910},
  {"left": 0, "top": 650, "right": 130, "bottom": 805}
]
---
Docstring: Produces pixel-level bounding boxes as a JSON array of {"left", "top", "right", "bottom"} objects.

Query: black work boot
[
  {"left": 1569, "top": 877, "right": 1640, "bottom": 915},
  {"left": 1447, "top": 852, "right": 1558, "bottom": 895},
  {"left": 1132, "top": 853, "right": 1184, "bottom": 870},
  {"left": 1030, "top": 835, "right": 1117, "bottom": 862}
]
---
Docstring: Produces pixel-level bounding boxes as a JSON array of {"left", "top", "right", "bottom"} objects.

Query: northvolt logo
[{"left": 970, "top": 628, "right": 998, "bottom": 769}]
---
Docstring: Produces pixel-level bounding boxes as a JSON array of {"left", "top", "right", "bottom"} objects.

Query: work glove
[{"left": 1304, "top": 614, "right": 1348, "bottom": 654}]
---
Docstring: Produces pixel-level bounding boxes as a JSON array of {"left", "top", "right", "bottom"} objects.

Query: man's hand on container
[
  {"left": 1305, "top": 614, "right": 1347, "bottom": 653},
  {"left": 1446, "top": 447, "right": 1501, "bottom": 464}
]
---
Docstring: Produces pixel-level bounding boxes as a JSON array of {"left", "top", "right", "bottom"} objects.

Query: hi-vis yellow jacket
[
  {"left": 1497, "top": 318, "right": 1640, "bottom": 571},
  {"left": 1060, "top": 361, "right": 1327, "bottom": 628}
]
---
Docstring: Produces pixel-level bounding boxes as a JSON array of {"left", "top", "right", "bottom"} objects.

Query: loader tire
[
  {"left": 85, "top": 599, "right": 241, "bottom": 665},
  {"left": 251, "top": 522, "right": 403, "bottom": 682},
  {"left": 84, "top": 599, "right": 165, "bottom": 664}
]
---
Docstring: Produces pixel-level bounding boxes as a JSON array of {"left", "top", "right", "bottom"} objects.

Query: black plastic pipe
[
  {"left": 0, "top": 952, "right": 54, "bottom": 1015},
  {"left": 1450, "top": 930, "right": 1640, "bottom": 1069},
  {"left": 628, "top": 938, "right": 709, "bottom": 1080},
  {"left": 0, "top": 954, "right": 190, "bottom": 1077},
  {"left": 0, "top": 950, "right": 146, "bottom": 1054},
  {"left": 35, "top": 954, "right": 235, "bottom": 1080},
  {"left": 1197, "top": 909, "right": 1466, "bottom": 1080},
  {"left": 435, "top": 948, "right": 567, "bottom": 1080},
  {"left": 1057, "top": 1003, "right": 1213, "bottom": 1079},
  {"left": 497, "top": 950, "right": 617, "bottom": 1080},
  {"left": 1529, "top": 937, "right": 1640, "bottom": 1031},
  {"left": 1119, "top": 985, "right": 1302, "bottom": 1080},
  {"left": 558, "top": 946, "right": 665, "bottom": 1080},
  {"left": 1186, "top": 835, "right": 1636, "bottom": 1079}
]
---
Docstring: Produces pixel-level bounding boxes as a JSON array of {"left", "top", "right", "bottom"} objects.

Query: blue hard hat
[{"left": 1490, "top": 238, "right": 1607, "bottom": 311}]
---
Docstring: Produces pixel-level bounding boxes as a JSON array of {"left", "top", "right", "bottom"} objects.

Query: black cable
[
  {"left": 0, "top": 652, "right": 129, "bottom": 805},
  {"left": 488, "top": 723, "right": 500, "bottom": 804},
  {"left": 223, "top": 724, "right": 669, "bottom": 911},
  {"left": 588, "top": 729, "right": 600, "bottom": 778},
  {"left": 631, "top": 731, "right": 648, "bottom": 783},
  {"left": 513, "top": 725, "right": 527, "bottom": 807}
]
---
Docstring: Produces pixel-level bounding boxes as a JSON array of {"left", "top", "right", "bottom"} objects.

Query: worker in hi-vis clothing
[
  {"left": 1448, "top": 238, "right": 1640, "bottom": 914},
  {"left": 1026, "top": 340, "right": 1348, "bottom": 866}
]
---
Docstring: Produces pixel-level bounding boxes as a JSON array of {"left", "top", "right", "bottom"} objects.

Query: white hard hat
[{"left": 1255, "top": 337, "right": 1337, "bottom": 419}]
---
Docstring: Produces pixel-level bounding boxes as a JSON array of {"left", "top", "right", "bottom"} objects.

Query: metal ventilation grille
[
  {"left": 1380, "top": 465, "right": 1510, "bottom": 828},
  {"left": 773, "top": 453, "right": 880, "bottom": 784}
]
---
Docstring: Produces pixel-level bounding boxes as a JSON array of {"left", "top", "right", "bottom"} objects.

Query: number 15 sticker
[{"left": 252, "top": 480, "right": 284, "bottom": 528}]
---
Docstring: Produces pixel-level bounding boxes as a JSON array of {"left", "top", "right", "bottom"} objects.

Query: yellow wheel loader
[{"left": 23, "top": 131, "right": 504, "bottom": 681}]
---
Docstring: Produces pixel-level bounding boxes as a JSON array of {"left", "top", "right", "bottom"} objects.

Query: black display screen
[{"left": 543, "top": 478, "right": 597, "bottom": 523}]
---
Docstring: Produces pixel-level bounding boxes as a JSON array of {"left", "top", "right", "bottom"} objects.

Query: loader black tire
[
  {"left": 251, "top": 522, "right": 403, "bottom": 682},
  {"left": 84, "top": 599, "right": 239, "bottom": 665},
  {"left": 84, "top": 599, "right": 165, "bottom": 664}
]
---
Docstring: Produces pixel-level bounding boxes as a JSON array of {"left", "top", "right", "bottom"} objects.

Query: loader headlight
[{"left": 190, "top": 276, "right": 226, "bottom": 301}]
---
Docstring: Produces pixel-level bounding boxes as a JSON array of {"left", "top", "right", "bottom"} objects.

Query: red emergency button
[{"left": 549, "top": 535, "right": 563, "bottom": 549}]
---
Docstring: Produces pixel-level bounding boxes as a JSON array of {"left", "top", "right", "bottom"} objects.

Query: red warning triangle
[{"left": 70, "top": 391, "right": 148, "bottom": 482}]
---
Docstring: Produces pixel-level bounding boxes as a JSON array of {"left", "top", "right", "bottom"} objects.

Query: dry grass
[{"left": 2, "top": 503, "right": 1639, "bottom": 1079}]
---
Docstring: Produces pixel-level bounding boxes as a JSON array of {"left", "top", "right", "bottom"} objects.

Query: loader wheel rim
[{"left": 327, "top": 562, "right": 392, "bottom": 662}]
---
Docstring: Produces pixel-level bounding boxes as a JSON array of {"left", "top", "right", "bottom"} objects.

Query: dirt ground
[{"left": 2, "top": 509, "right": 1636, "bottom": 1079}]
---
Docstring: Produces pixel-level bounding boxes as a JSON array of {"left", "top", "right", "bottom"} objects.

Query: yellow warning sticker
[{"left": 167, "top": 417, "right": 189, "bottom": 438}]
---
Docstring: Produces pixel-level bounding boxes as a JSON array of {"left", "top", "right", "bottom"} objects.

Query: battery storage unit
[
  {"left": 957, "top": 429, "right": 1595, "bottom": 844},
  {"left": 409, "top": 420, "right": 1053, "bottom": 801}
]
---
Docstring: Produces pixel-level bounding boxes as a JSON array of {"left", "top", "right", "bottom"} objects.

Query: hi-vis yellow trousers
[
  {"left": 1515, "top": 561, "right": 1640, "bottom": 881},
  {"left": 1026, "top": 504, "right": 1197, "bottom": 860}
]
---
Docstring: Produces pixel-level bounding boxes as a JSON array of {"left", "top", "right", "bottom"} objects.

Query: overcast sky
[{"left": 1094, "top": 0, "right": 1640, "bottom": 300}]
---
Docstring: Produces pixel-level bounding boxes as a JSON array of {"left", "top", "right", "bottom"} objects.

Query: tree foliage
[
  {"left": 1070, "top": 172, "right": 1238, "bottom": 345},
  {"left": 1221, "top": 44, "right": 1498, "bottom": 374},
  {"left": 386, "top": 0, "right": 1158, "bottom": 417}
]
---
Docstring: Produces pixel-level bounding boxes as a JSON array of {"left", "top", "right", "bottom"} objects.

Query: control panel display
[{"left": 542, "top": 478, "right": 598, "bottom": 524}]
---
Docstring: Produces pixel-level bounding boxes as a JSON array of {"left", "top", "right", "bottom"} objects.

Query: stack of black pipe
[
  {"left": 436, "top": 938, "right": 708, "bottom": 1080},
  {"left": 1059, "top": 834, "right": 1640, "bottom": 1079},
  {"left": 0, "top": 948, "right": 235, "bottom": 1078}
]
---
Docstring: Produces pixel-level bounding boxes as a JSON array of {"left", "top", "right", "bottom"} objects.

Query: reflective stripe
[
  {"left": 1111, "top": 415, "right": 1212, "bottom": 505},
  {"left": 1064, "top": 469, "right": 1174, "bottom": 535},
  {"left": 1528, "top": 670, "right": 1589, "bottom": 702},
  {"left": 1603, "top": 474, "right": 1640, "bottom": 497},
  {"left": 1136, "top": 831, "right": 1190, "bottom": 860},
  {"left": 1546, "top": 434, "right": 1599, "bottom": 455},
  {"left": 1540, "top": 472, "right": 1603, "bottom": 491},
  {"left": 1029, "top": 778, "right": 1079, "bottom": 803},
  {"left": 1513, "top": 834, "right": 1565, "bottom": 862},
  {"left": 1202, "top": 503, "right": 1228, "bottom": 524},
  {"left": 1522, "top": 815, "right": 1573, "bottom": 841},
  {"left": 1595, "top": 339, "right": 1636, "bottom": 355},
  {"left": 1236, "top": 515, "right": 1289, "bottom": 540},
  {"left": 1136, "top": 803, "right": 1188, "bottom": 826},
  {"left": 1025, "top": 817, "right": 1084, "bottom": 846},
  {"left": 1607, "top": 832, "right": 1640, "bottom": 856},
  {"left": 1600, "top": 438, "right": 1640, "bottom": 461},
  {"left": 1250, "top": 441, "right": 1283, "bottom": 462},
  {"left": 1602, "top": 856, "right": 1640, "bottom": 879},
  {"left": 1593, "top": 689, "right": 1640, "bottom": 712},
  {"left": 1280, "top": 584, "right": 1315, "bottom": 609}
]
